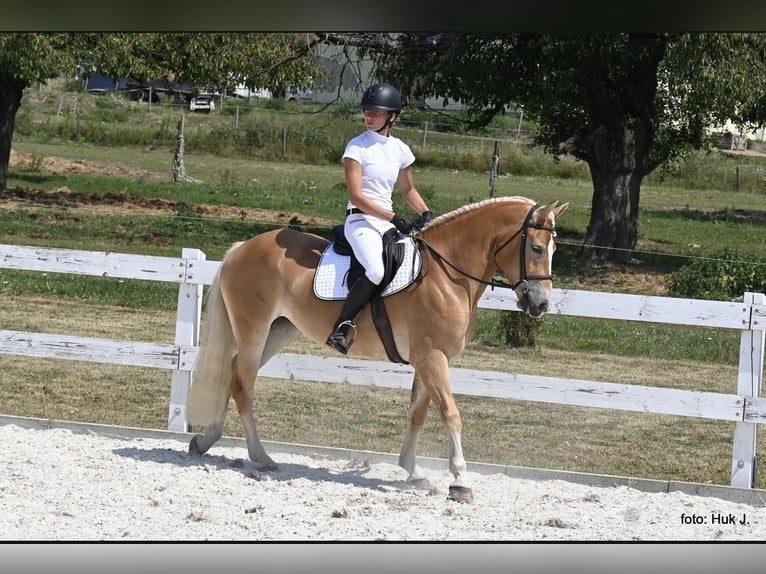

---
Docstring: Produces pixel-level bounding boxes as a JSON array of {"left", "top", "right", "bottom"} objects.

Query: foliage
[
  {"left": 367, "top": 33, "right": 766, "bottom": 168},
  {"left": 0, "top": 34, "right": 80, "bottom": 83},
  {"left": 500, "top": 311, "right": 544, "bottom": 347},
  {"left": 73, "top": 33, "right": 321, "bottom": 96},
  {"left": 0, "top": 33, "right": 323, "bottom": 97},
  {"left": 355, "top": 33, "right": 766, "bottom": 263},
  {"left": 667, "top": 248, "right": 766, "bottom": 300}
]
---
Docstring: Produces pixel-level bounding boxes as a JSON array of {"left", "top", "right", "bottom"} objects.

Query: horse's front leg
[
  {"left": 398, "top": 372, "right": 433, "bottom": 488},
  {"left": 411, "top": 349, "right": 473, "bottom": 504}
]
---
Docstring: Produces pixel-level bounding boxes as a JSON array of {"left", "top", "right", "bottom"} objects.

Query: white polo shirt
[{"left": 342, "top": 130, "right": 416, "bottom": 213}]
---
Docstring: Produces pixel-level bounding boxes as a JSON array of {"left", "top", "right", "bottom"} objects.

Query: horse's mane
[{"left": 422, "top": 196, "right": 536, "bottom": 231}]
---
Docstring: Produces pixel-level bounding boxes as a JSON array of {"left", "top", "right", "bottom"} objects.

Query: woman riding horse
[{"left": 326, "top": 83, "right": 433, "bottom": 355}]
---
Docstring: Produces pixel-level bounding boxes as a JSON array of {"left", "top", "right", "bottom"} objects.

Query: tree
[
  {"left": 0, "top": 32, "right": 321, "bottom": 191},
  {"left": 354, "top": 33, "right": 766, "bottom": 263}
]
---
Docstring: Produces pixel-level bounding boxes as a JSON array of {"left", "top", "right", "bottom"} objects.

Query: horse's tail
[{"left": 185, "top": 242, "right": 243, "bottom": 426}]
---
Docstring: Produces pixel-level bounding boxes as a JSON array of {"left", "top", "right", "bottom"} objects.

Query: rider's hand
[{"left": 392, "top": 213, "right": 417, "bottom": 234}]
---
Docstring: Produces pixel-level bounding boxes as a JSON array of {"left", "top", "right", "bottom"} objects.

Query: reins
[{"left": 414, "top": 203, "right": 556, "bottom": 297}]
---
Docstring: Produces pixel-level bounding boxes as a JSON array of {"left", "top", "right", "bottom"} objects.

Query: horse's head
[{"left": 494, "top": 201, "right": 569, "bottom": 318}]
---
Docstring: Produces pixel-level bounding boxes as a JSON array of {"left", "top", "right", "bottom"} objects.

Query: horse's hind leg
[
  {"left": 260, "top": 317, "right": 300, "bottom": 365},
  {"left": 189, "top": 356, "right": 235, "bottom": 456},
  {"left": 233, "top": 318, "right": 300, "bottom": 471},
  {"left": 398, "top": 372, "right": 432, "bottom": 488},
  {"left": 189, "top": 415, "right": 226, "bottom": 455},
  {"left": 230, "top": 345, "right": 278, "bottom": 471}
]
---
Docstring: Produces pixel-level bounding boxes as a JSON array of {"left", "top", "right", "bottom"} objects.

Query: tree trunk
[
  {"left": 580, "top": 116, "right": 650, "bottom": 264},
  {"left": 171, "top": 113, "right": 200, "bottom": 184},
  {"left": 0, "top": 76, "right": 25, "bottom": 191}
]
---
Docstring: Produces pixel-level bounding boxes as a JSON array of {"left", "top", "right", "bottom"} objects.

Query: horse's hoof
[
  {"left": 448, "top": 485, "right": 474, "bottom": 504},
  {"left": 189, "top": 435, "right": 202, "bottom": 454}
]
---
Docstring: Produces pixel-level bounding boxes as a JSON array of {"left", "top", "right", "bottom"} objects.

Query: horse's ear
[
  {"left": 537, "top": 201, "right": 569, "bottom": 223},
  {"left": 553, "top": 201, "right": 569, "bottom": 218}
]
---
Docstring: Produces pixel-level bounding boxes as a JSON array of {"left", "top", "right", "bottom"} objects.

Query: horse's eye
[{"left": 531, "top": 244, "right": 544, "bottom": 254}]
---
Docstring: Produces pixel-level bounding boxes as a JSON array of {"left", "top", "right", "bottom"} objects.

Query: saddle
[{"left": 313, "top": 224, "right": 422, "bottom": 364}]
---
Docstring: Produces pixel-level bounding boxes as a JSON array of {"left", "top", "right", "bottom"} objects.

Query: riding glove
[
  {"left": 421, "top": 210, "right": 434, "bottom": 225},
  {"left": 392, "top": 213, "right": 417, "bottom": 234}
]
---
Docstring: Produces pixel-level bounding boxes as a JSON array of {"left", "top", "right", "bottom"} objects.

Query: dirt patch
[
  {"left": 10, "top": 149, "right": 162, "bottom": 180},
  {"left": 568, "top": 268, "right": 669, "bottom": 296},
  {"left": 5, "top": 150, "right": 333, "bottom": 227}
]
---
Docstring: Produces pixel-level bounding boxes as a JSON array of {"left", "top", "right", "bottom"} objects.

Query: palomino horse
[{"left": 186, "top": 196, "right": 568, "bottom": 503}]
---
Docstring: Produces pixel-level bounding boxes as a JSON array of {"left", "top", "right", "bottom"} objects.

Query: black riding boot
[{"left": 326, "top": 275, "right": 380, "bottom": 354}]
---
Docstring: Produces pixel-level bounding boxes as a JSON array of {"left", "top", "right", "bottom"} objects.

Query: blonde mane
[{"left": 423, "top": 196, "right": 536, "bottom": 231}]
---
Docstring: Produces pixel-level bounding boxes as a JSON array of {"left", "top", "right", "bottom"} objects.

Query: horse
[{"left": 185, "top": 196, "right": 569, "bottom": 503}]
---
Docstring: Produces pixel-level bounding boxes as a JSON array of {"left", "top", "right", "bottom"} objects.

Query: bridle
[{"left": 415, "top": 203, "right": 557, "bottom": 297}]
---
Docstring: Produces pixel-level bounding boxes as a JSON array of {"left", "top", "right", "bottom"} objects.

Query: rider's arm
[{"left": 397, "top": 166, "right": 429, "bottom": 216}]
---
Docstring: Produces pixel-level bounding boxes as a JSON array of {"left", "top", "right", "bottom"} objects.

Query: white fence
[{"left": 1, "top": 243, "right": 764, "bottom": 488}]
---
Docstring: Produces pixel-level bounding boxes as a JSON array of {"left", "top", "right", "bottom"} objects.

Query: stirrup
[{"left": 326, "top": 321, "right": 357, "bottom": 355}]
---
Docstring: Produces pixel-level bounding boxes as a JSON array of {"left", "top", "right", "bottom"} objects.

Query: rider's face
[{"left": 363, "top": 109, "right": 391, "bottom": 131}]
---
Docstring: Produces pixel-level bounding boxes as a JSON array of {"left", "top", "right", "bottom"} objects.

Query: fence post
[
  {"left": 488, "top": 140, "right": 500, "bottom": 198},
  {"left": 167, "top": 247, "right": 206, "bottom": 432},
  {"left": 730, "top": 291, "right": 765, "bottom": 487}
]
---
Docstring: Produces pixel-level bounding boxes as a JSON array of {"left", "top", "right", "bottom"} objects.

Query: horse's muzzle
[
  {"left": 516, "top": 282, "right": 550, "bottom": 318},
  {"left": 528, "top": 301, "right": 548, "bottom": 318}
]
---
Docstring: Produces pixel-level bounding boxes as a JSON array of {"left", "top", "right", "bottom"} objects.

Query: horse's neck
[{"left": 425, "top": 210, "right": 501, "bottom": 287}]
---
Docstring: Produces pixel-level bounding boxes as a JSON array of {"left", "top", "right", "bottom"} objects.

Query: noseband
[{"left": 416, "top": 203, "right": 557, "bottom": 295}]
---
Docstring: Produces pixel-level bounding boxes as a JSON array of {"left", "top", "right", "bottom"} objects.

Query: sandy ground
[{"left": 1, "top": 423, "right": 764, "bottom": 541}]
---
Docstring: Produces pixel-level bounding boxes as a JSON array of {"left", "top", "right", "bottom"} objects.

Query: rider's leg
[
  {"left": 326, "top": 219, "right": 385, "bottom": 354},
  {"left": 325, "top": 274, "right": 380, "bottom": 354}
]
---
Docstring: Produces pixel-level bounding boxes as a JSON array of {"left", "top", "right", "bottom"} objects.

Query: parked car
[
  {"left": 284, "top": 88, "right": 314, "bottom": 103},
  {"left": 232, "top": 85, "right": 272, "bottom": 99},
  {"left": 189, "top": 94, "right": 215, "bottom": 113}
]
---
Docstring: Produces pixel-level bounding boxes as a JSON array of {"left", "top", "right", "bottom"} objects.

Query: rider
[{"left": 326, "top": 82, "right": 433, "bottom": 355}]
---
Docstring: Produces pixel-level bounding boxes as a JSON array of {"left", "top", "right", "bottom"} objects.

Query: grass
[
  {"left": 1, "top": 89, "right": 766, "bottom": 489},
  {"left": 0, "top": 206, "right": 275, "bottom": 259},
  {"left": 475, "top": 312, "right": 741, "bottom": 367}
]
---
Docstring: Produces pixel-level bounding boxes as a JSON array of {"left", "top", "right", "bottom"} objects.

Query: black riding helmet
[{"left": 358, "top": 83, "right": 402, "bottom": 112}]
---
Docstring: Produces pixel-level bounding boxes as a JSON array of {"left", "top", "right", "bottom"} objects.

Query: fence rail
[{"left": 1, "top": 243, "right": 764, "bottom": 488}]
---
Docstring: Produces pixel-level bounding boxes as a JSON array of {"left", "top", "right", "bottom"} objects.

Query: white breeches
[{"left": 344, "top": 214, "right": 395, "bottom": 285}]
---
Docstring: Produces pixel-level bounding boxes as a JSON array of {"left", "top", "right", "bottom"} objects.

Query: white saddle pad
[{"left": 313, "top": 238, "right": 422, "bottom": 301}]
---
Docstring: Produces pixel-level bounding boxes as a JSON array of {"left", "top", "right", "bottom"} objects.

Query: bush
[
  {"left": 500, "top": 311, "right": 544, "bottom": 347},
  {"left": 667, "top": 248, "right": 766, "bottom": 301}
]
